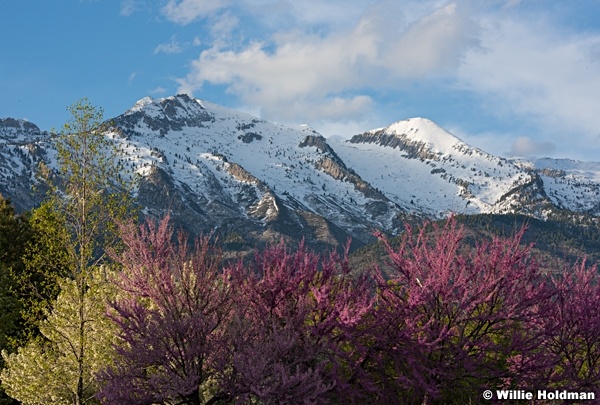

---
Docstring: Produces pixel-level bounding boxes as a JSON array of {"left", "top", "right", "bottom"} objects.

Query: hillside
[{"left": 2, "top": 94, "right": 600, "bottom": 252}]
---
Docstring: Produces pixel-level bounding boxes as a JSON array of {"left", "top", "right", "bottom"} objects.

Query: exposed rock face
[
  {"left": 300, "top": 134, "right": 392, "bottom": 204},
  {"left": 539, "top": 168, "right": 566, "bottom": 178},
  {"left": 315, "top": 156, "right": 389, "bottom": 201},
  {"left": 112, "top": 94, "right": 215, "bottom": 137},
  {"left": 0, "top": 118, "right": 41, "bottom": 137},
  {"left": 2, "top": 96, "right": 600, "bottom": 252},
  {"left": 350, "top": 130, "right": 440, "bottom": 161},
  {"left": 237, "top": 132, "right": 262, "bottom": 143}
]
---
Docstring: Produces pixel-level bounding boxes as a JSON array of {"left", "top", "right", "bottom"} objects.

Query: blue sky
[{"left": 2, "top": 1, "right": 600, "bottom": 160}]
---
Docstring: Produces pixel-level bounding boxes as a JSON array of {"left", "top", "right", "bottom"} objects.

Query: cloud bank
[
  {"left": 458, "top": 15, "right": 600, "bottom": 154},
  {"left": 150, "top": 0, "right": 600, "bottom": 158},
  {"left": 510, "top": 137, "right": 556, "bottom": 157},
  {"left": 171, "top": 1, "right": 479, "bottom": 124}
]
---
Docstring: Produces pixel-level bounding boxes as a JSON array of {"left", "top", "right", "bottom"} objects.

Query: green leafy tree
[
  {"left": 48, "top": 97, "right": 134, "bottom": 275},
  {"left": 2, "top": 99, "right": 136, "bottom": 405},
  {"left": 1, "top": 266, "right": 118, "bottom": 405}
]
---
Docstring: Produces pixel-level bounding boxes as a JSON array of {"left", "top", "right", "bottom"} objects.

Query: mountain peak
[
  {"left": 349, "top": 116, "right": 487, "bottom": 162},
  {"left": 382, "top": 117, "right": 465, "bottom": 154},
  {"left": 3, "top": 94, "right": 600, "bottom": 250},
  {"left": 116, "top": 94, "right": 214, "bottom": 137},
  {"left": 127, "top": 94, "right": 203, "bottom": 116},
  {"left": 0, "top": 118, "right": 41, "bottom": 137},
  {"left": 129, "top": 96, "right": 154, "bottom": 112}
]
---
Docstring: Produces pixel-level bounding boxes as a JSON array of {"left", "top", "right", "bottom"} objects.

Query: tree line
[{"left": 0, "top": 100, "right": 599, "bottom": 404}]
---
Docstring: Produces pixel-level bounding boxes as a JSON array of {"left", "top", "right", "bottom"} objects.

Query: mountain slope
[
  {"left": 515, "top": 158, "right": 600, "bottom": 214},
  {"left": 0, "top": 119, "right": 50, "bottom": 211},
  {"left": 106, "top": 94, "right": 406, "bottom": 248},
  {"left": 2, "top": 95, "right": 600, "bottom": 251},
  {"left": 332, "top": 118, "right": 556, "bottom": 219}
]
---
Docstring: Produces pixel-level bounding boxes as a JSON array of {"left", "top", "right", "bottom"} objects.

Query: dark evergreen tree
[{"left": 0, "top": 195, "right": 32, "bottom": 405}]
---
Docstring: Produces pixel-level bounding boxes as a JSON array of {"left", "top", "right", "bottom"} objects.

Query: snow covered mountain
[
  {"left": 107, "top": 94, "right": 405, "bottom": 248},
  {"left": 0, "top": 118, "right": 50, "bottom": 211},
  {"left": 333, "top": 118, "right": 554, "bottom": 219},
  {"left": 2, "top": 94, "right": 599, "bottom": 250},
  {"left": 514, "top": 158, "right": 600, "bottom": 214}
]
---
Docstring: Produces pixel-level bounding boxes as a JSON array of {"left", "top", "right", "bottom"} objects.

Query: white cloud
[
  {"left": 149, "top": 86, "right": 168, "bottom": 95},
  {"left": 154, "top": 36, "right": 184, "bottom": 55},
  {"left": 457, "top": 16, "right": 600, "bottom": 148},
  {"left": 177, "top": 2, "right": 479, "bottom": 124},
  {"left": 163, "top": 1, "right": 600, "bottom": 159},
  {"left": 128, "top": 71, "right": 139, "bottom": 85},
  {"left": 120, "top": 0, "right": 143, "bottom": 16},
  {"left": 161, "top": 0, "right": 229, "bottom": 24},
  {"left": 266, "top": 95, "right": 374, "bottom": 124},
  {"left": 278, "top": 1, "right": 374, "bottom": 28},
  {"left": 446, "top": 126, "right": 512, "bottom": 156},
  {"left": 377, "top": 3, "right": 479, "bottom": 77},
  {"left": 208, "top": 12, "right": 239, "bottom": 44},
  {"left": 316, "top": 117, "right": 382, "bottom": 139},
  {"left": 510, "top": 136, "right": 556, "bottom": 157}
]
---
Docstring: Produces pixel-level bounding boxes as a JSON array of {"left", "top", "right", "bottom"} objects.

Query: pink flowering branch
[
  {"left": 369, "top": 218, "right": 555, "bottom": 403},
  {"left": 98, "top": 216, "right": 231, "bottom": 405},
  {"left": 222, "top": 240, "right": 376, "bottom": 403}
]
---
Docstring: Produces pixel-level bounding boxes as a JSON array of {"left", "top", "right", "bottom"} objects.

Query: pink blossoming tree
[
  {"left": 222, "top": 241, "right": 375, "bottom": 404},
  {"left": 540, "top": 260, "right": 600, "bottom": 391},
  {"left": 368, "top": 219, "right": 556, "bottom": 404},
  {"left": 98, "top": 217, "right": 232, "bottom": 405},
  {"left": 95, "top": 215, "right": 599, "bottom": 404}
]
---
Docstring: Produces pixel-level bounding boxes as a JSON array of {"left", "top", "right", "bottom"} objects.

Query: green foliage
[
  {"left": 352, "top": 213, "right": 600, "bottom": 274},
  {"left": 0, "top": 196, "right": 33, "bottom": 405},
  {"left": 0, "top": 196, "right": 32, "bottom": 276},
  {"left": 452, "top": 213, "right": 600, "bottom": 268},
  {"left": 15, "top": 99, "right": 135, "bottom": 338},
  {"left": 3, "top": 99, "right": 137, "bottom": 405},
  {"left": 16, "top": 202, "right": 71, "bottom": 341},
  {"left": 1, "top": 267, "right": 118, "bottom": 405},
  {"left": 46, "top": 98, "right": 135, "bottom": 272},
  {"left": 0, "top": 196, "right": 31, "bottom": 351}
]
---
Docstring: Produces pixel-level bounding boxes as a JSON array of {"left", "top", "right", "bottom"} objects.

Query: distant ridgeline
[{"left": 2, "top": 94, "right": 600, "bottom": 254}]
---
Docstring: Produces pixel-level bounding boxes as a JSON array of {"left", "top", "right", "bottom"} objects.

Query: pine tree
[
  {"left": 0, "top": 196, "right": 31, "bottom": 352},
  {"left": 0, "top": 196, "right": 32, "bottom": 405}
]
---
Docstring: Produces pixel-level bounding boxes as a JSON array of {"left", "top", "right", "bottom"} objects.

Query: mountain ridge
[{"left": 1, "top": 94, "right": 599, "bottom": 251}]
